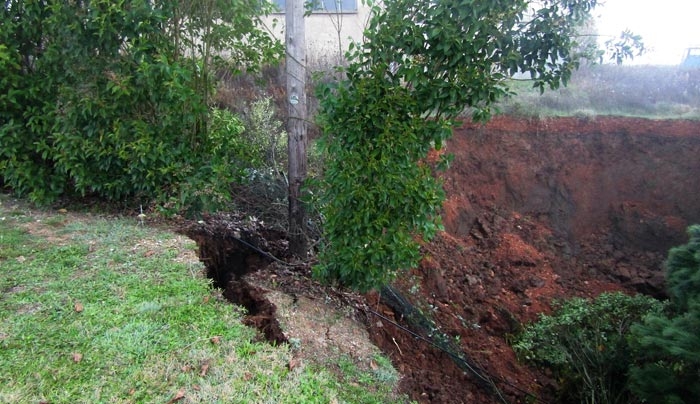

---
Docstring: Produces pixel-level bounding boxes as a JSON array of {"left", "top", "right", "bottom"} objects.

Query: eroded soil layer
[
  {"left": 445, "top": 116, "right": 700, "bottom": 295},
  {"left": 365, "top": 116, "right": 700, "bottom": 403}
]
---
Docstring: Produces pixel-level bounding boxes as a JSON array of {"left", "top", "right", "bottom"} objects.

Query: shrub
[
  {"left": 513, "top": 292, "right": 665, "bottom": 404},
  {"left": 0, "top": 3, "right": 65, "bottom": 201},
  {"left": 238, "top": 96, "right": 288, "bottom": 173},
  {"left": 0, "top": 0, "right": 281, "bottom": 213}
]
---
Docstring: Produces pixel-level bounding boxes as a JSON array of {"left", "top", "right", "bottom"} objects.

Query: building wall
[{"left": 263, "top": 2, "right": 371, "bottom": 69}]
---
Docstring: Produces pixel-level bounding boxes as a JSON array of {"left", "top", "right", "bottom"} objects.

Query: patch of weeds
[
  {"left": 408, "top": 274, "right": 422, "bottom": 295},
  {"left": 42, "top": 215, "right": 67, "bottom": 227},
  {"left": 0, "top": 227, "right": 33, "bottom": 260},
  {"left": 330, "top": 354, "right": 402, "bottom": 403},
  {"left": 371, "top": 353, "right": 400, "bottom": 384},
  {"left": 288, "top": 337, "right": 302, "bottom": 351}
]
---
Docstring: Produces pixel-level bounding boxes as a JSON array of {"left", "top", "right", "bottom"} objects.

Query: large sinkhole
[{"left": 183, "top": 216, "right": 288, "bottom": 345}]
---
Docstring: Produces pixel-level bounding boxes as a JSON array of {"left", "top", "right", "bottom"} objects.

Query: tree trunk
[{"left": 286, "top": 0, "right": 307, "bottom": 257}]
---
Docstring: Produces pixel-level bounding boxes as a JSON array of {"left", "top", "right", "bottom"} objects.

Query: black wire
[
  {"left": 380, "top": 285, "right": 501, "bottom": 392},
  {"left": 367, "top": 308, "right": 553, "bottom": 404},
  {"left": 223, "top": 233, "right": 296, "bottom": 267}
]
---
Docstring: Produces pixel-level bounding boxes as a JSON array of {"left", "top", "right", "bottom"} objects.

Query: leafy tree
[
  {"left": 314, "top": 0, "right": 640, "bottom": 291},
  {"left": 513, "top": 292, "right": 665, "bottom": 404},
  {"left": 0, "top": 0, "right": 281, "bottom": 211},
  {"left": 628, "top": 225, "right": 700, "bottom": 404}
]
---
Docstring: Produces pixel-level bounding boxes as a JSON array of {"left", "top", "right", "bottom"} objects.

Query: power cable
[
  {"left": 223, "top": 232, "right": 297, "bottom": 267},
  {"left": 371, "top": 286, "right": 553, "bottom": 404}
]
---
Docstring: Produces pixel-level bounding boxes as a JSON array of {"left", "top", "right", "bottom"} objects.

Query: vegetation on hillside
[
  {"left": 499, "top": 64, "right": 700, "bottom": 119},
  {"left": 514, "top": 226, "right": 700, "bottom": 404}
]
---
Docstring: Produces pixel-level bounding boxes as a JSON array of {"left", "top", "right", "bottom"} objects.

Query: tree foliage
[
  {"left": 628, "top": 225, "right": 700, "bottom": 404},
  {"left": 314, "top": 0, "right": 626, "bottom": 291},
  {"left": 0, "top": 0, "right": 281, "bottom": 211}
]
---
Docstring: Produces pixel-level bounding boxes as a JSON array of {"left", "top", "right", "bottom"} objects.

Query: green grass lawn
[{"left": 0, "top": 195, "right": 403, "bottom": 403}]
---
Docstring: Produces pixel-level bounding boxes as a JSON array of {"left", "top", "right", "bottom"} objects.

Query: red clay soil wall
[
  {"left": 444, "top": 116, "right": 700, "bottom": 294},
  {"left": 366, "top": 116, "right": 700, "bottom": 404}
]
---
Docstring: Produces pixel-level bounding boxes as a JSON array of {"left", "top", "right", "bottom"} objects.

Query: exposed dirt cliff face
[
  {"left": 366, "top": 116, "right": 700, "bottom": 403},
  {"left": 446, "top": 116, "right": 700, "bottom": 295}
]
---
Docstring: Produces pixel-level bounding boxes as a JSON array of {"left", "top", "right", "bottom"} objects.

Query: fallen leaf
[
  {"left": 16, "top": 256, "right": 25, "bottom": 263},
  {"left": 243, "top": 372, "right": 253, "bottom": 381},
  {"left": 128, "top": 389, "right": 135, "bottom": 396},
  {"left": 200, "top": 362, "right": 210, "bottom": 377},
  {"left": 202, "top": 295, "right": 210, "bottom": 304},
  {"left": 57, "top": 208, "right": 68, "bottom": 214},
  {"left": 192, "top": 385, "right": 201, "bottom": 391},
  {"left": 210, "top": 336, "right": 221, "bottom": 345},
  {"left": 72, "top": 352, "right": 83, "bottom": 363},
  {"left": 167, "top": 388, "right": 185, "bottom": 404},
  {"left": 287, "top": 357, "right": 302, "bottom": 371},
  {"left": 369, "top": 360, "right": 378, "bottom": 371},
  {"left": 74, "top": 302, "right": 84, "bottom": 313},
  {"left": 181, "top": 365, "right": 192, "bottom": 373},
  {"left": 143, "top": 250, "right": 155, "bottom": 257}
]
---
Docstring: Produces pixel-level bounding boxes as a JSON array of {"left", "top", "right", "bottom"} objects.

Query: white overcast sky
[{"left": 595, "top": 0, "right": 700, "bottom": 65}]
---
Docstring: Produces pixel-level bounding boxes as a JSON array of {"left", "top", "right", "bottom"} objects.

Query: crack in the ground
[{"left": 183, "top": 216, "right": 288, "bottom": 345}]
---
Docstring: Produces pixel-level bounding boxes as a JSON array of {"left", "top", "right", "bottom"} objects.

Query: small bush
[
  {"left": 513, "top": 292, "right": 665, "bottom": 404},
  {"left": 240, "top": 96, "right": 288, "bottom": 173},
  {"left": 222, "top": 96, "right": 292, "bottom": 231}
]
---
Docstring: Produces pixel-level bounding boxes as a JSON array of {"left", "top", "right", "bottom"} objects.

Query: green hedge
[{"left": 0, "top": 0, "right": 280, "bottom": 213}]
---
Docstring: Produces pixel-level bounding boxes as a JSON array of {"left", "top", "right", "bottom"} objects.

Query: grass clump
[{"left": 0, "top": 195, "right": 404, "bottom": 403}]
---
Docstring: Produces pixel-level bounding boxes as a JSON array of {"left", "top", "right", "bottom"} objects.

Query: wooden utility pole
[{"left": 286, "top": 0, "right": 308, "bottom": 257}]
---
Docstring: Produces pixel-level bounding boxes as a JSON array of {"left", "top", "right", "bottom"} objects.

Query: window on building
[{"left": 272, "top": 0, "right": 357, "bottom": 13}]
